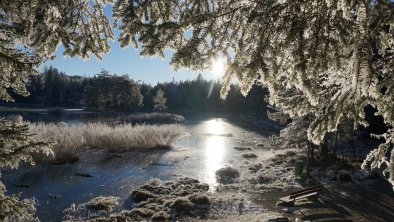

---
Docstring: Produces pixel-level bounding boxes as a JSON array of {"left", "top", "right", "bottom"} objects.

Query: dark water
[
  {"left": 0, "top": 107, "right": 121, "bottom": 124},
  {"left": 2, "top": 113, "right": 278, "bottom": 221}
]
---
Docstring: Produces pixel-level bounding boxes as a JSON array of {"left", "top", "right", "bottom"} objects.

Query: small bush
[
  {"left": 241, "top": 153, "right": 258, "bottom": 159},
  {"left": 188, "top": 194, "right": 211, "bottom": 205},
  {"left": 151, "top": 211, "right": 170, "bottom": 221},
  {"left": 170, "top": 197, "right": 194, "bottom": 214},
  {"left": 131, "top": 189, "right": 158, "bottom": 203},
  {"left": 63, "top": 196, "right": 119, "bottom": 221},
  {"left": 285, "top": 150, "right": 297, "bottom": 157},
  {"left": 234, "top": 146, "right": 252, "bottom": 151},
  {"left": 130, "top": 208, "right": 155, "bottom": 217},
  {"left": 215, "top": 167, "right": 240, "bottom": 184},
  {"left": 86, "top": 196, "right": 119, "bottom": 211},
  {"left": 5, "top": 115, "right": 23, "bottom": 124},
  {"left": 147, "top": 178, "right": 162, "bottom": 186}
]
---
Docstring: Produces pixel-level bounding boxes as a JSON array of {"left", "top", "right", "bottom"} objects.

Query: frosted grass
[
  {"left": 125, "top": 112, "right": 185, "bottom": 123},
  {"left": 30, "top": 122, "right": 184, "bottom": 162}
]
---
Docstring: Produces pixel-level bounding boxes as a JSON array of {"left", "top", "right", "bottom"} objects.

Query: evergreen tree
[
  {"left": 0, "top": 119, "right": 53, "bottom": 221},
  {"left": 113, "top": 0, "right": 394, "bottom": 189},
  {"left": 2, "top": 0, "right": 394, "bottom": 188},
  {"left": 153, "top": 89, "right": 167, "bottom": 111},
  {"left": 85, "top": 70, "right": 143, "bottom": 111},
  {"left": 140, "top": 83, "right": 154, "bottom": 110},
  {"left": 0, "top": 0, "right": 113, "bottom": 101}
]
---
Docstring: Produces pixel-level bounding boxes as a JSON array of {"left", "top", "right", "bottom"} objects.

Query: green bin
[{"left": 295, "top": 160, "right": 304, "bottom": 177}]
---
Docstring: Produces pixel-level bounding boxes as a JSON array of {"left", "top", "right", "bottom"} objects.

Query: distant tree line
[
  {"left": 85, "top": 70, "right": 143, "bottom": 111},
  {"left": 6, "top": 67, "right": 87, "bottom": 106},
  {"left": 4, "top": 67, "right": 269, "bottom": 117},
  {"left": 141, "top": 74, "right": 269, "bottom": 117}
]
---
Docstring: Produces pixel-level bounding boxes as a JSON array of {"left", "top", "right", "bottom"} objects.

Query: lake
[{"left": 1, "top": 108, "right": 280, "bottom": 221}]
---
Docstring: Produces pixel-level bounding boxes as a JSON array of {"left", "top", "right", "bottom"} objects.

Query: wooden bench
[{"left": 278, "top": 184, "right": 324, "bottom": 206}]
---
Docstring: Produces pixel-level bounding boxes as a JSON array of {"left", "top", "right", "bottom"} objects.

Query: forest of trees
[
  {"left": 3, "top": 67, "right": 269, "bottom": 117},
  {"left": 6, "top": 67, "right": 87, "bottom": 106},
  {"left": 85, "top": 70, "right": 143, "bottom": 111}
]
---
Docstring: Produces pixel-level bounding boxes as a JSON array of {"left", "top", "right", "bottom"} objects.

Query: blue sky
[
  {"left": 40, "top": 41, "right": 215, "bottom": 85},
  {"left": 40, "top": 5, "right": 216, "bottom": 85}
]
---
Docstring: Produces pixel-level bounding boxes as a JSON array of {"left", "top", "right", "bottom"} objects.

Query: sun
[{"left": 210, "top": 57, "right": 226, "bottom": 78}]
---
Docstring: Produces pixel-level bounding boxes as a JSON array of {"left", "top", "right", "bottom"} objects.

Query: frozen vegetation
[
  {"left": 63, "top": 196, "right": 120, "bottom": 221},
  {"left": 216, "top": 149, "right": 303, "bottom": 195},
  {"left": 63, "top": 177, "right": 281, "bottom": 221},
  {"left": 124, "top": 112, "right": 185, "bottom": 124},
  {"left": 30, "top": 122, "right": 184, "bottom": 163},
  {"left": 215, "top": 167, "right": 240, "bottom": 184},
  {"left": 59, "top": 147, "right": 309, "bottom": 221}
]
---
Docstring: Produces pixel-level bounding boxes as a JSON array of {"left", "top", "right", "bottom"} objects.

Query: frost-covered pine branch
[
  {"left": 0, "top": 119, "right": 53, "bottom": 221},
  {"left": 2, "top": 0, "right": 394, "bottom": 189},
  {"left": 0, "top": 0, "right": 113, "bottom": 101},
  {"left": 112, "top": 0, "right": 394, "bottom": 188}
]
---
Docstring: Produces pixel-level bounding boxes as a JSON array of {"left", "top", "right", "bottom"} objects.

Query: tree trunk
[
  {"left": 340, "top": 132, "right": 344, "bottom": 160},
  {"left": 320, "top": 140, "right": 328, "bottom": 159},
  {"left": 352, "top": 139, "right": 356, "bottom": 159},
  {"left": 311, "top": 145, "right": 315, "bottom": 162},
  {"left": 334, "top": 132, "right": 338, "bottom": 156},
  {"left": 306, "top": 144, "right": 311, "bottom": 176}
]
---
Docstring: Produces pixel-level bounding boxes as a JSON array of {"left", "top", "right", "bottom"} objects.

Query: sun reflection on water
[{"left": 204, "top": 119, "right": 226, "bottom": 187}]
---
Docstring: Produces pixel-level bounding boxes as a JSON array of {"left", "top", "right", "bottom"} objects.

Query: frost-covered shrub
[
  {"left": 241, "top": 153, "right": 258, "bottom": 159},
  {"left": 63, "top": 196, "right": 120, "bottom": 221},
  {"left": 85, "top": 196, "right": 119, "bottom": 211},
  {"left": 170, "top": 197, "right": 194, "bottom": 214},
  {"left": 147, "top": 178, "right": 162, "bottom": 186},
  {"left": 125, "top": 112, "right": 185, "bottom": 123},
  {"left": 30, "top": 122, "right": 184, "bottom": 162},
  {"left": 63, "top": 196, "right": 119, "bottom": 221},
  {"left": 64, "top": 178, "right": 212, "bottom": 221},
  {"left": 131, "top": 189, "right": 159, "bottom": 203},
  {"left": 216, "top": 167, "right": 240, "bottom": 184},
  {"left": 188, "top": 194, "right": 211, "bottom": 205},
  {"left": 4, "top": 115, "right": 23, "bottom": 124},
  {"left": 234, "top": 146, "right": 252, "bottom": 151},
  {"left": 151, "top": 211, "right": 170, "bottom": 221}
]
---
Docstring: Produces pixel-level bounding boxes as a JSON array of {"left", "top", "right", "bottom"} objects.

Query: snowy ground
[{"left": 60, "top": 143, "right": 394, "bottom": 221}]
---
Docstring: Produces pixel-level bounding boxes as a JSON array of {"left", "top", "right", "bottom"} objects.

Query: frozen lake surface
[{"left": 3, "top": 117, "right": 280, "bottom": 221}]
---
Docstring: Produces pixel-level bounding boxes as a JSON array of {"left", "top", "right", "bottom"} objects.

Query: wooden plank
[
  {"left": 290, "top": 184, "right": 323, "bottom": 196},
  {"left": 279, "top": 192, "right": 318, "bottom": 203},
  {"left": 279, "top": 188, "right": 321, "bottom": 202},
  {"left": 289, "top": 187, "right": 322, "bottom": 199},
  {"left": 295, "top": 192, "right": 318, "bottom": 200},
  {"left": 279, "top": 196, "right": 293, "bottom": 202},
  {"left": 278, "top": 185, "right": 324, "bottom": 204}
]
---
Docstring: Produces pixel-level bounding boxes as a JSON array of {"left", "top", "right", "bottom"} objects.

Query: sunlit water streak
[{"left": 204, "top": 119, "right": 227, "bottom": 187}]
